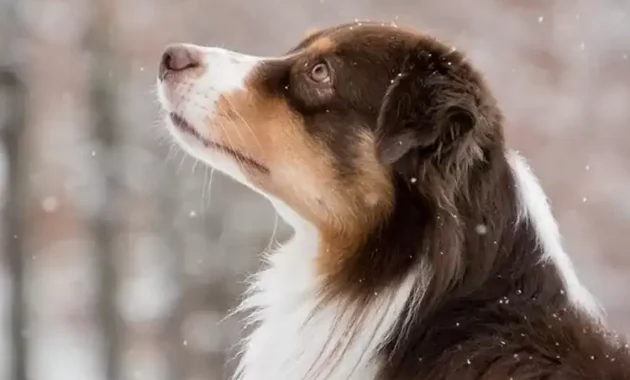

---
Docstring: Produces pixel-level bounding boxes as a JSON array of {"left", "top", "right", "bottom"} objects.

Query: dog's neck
[
  {"left": 234, "top": 197, "right": 423, "bottom": 380},
  {"left": 233, "top": 150, "right": 603, "bottom": 380}
]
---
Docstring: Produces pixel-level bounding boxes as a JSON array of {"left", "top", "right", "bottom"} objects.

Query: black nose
[{"left": 159, "top": 44, "right": 200, "bottom": 80}]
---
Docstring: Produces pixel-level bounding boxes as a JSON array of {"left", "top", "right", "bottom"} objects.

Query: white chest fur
[{"left": 233, "top": 224, "right": 419, "bottom": 380}]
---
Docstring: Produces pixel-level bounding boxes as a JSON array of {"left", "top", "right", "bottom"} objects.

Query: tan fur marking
[
  {"left": 316, "top": 132, "right": 394, "bottom": 286},
  {"left": 305, "top": 27, "right": 320, "bottom": 38},
  {"left": 213, "top": 90, "right": 340, "bottom": 224},
  {"left": 308, "top": 36, "right": 335, "bottom": 54},
  {"left": 209, "top": 87, "right": 392, "bottom": 286}
]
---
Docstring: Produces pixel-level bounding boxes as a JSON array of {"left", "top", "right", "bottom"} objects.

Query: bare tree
[
  {"left": 1, "top": 66, "right": 28, "bottom": 380},
  {"left": 86, "top": 1, "right": 122, "bottom": 379},
  {"left": 1, "top": 0, "right": 28, "bottom": 378}
]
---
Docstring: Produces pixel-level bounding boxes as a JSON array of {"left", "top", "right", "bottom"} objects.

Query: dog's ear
[{"left": 376, "top": 47, "right": 477, "bottom": 166}]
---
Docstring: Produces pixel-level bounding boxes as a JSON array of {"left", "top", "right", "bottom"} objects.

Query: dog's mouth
[{"left": 169, "top": 112, "right": 268, "bottom": 174}]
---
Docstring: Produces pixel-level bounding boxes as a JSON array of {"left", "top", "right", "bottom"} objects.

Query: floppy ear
[{"left": 376, "top": 49, "right": 477, "bottom": 166}]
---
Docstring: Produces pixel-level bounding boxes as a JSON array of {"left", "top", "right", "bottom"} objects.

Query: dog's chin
[
  {"left": 164, "top": 112, "right": 274, "bottom": 200},
  {"left": 167, "top": 112, "right": 269, "bottom": 174},
  {"left": 168, "top": 112, "right": 210, "bottom": 144}
]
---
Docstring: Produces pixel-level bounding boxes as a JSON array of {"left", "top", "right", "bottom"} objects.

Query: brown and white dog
[{"left": 156, "top": 21, "right": 630, "bottom": 380}]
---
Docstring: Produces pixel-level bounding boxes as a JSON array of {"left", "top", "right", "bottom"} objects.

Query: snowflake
[
  {"left": 475, "top": 224, "right": 488, "bottom": 235},
  {"left": 42, "top": 196, "right": 59, "bottom": 213}
]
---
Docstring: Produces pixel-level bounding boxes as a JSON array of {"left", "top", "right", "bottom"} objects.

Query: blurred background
[{"left": 0, "top": 0, "right": 629, "bottom": 379}]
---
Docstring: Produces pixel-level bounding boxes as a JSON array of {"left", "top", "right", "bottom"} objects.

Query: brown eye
[{"left": 309, "top": 62, "right": 330, "bottom": 83}]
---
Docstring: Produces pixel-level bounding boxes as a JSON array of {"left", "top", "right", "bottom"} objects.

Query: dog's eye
[{"left": 309, "top": 62, "right": 330, "bottom": 83}]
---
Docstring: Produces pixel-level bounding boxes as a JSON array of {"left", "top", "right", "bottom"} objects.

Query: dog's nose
[{"left": 159, "top": 44, "right": 200, "bottom": 80}]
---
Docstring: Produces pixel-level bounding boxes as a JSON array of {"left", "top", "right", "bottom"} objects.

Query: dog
[{"left": 156, "top": 21, "right": 630, "bottom": 380}]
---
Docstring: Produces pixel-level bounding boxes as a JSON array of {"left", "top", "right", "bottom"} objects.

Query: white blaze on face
[{"left": 156, "top": 44, "right": 264, "bottom": 184}]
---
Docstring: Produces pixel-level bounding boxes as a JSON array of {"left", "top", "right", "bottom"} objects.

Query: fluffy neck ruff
[
  {"left": 232, "top": 150, "right": 603, "bottom": 380},
  {"left": 233, "top": 198, "right": 426, "bottom": 380}
]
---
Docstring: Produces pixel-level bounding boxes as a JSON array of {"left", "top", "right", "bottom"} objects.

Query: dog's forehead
[{"left": 291, "top": 23, "right": 421, "bottom": 56}]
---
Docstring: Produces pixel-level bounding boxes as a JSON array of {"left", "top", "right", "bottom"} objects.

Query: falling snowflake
[
  {"left": 537, "top": 16, "right": 544, "bottom": 23},
  {"left": 475, "top": 224, "right": 488, "bottom": 235},
  {"left": 41, "top": 196, "right": 59, "bottom": 213},
  {"left": 189, "top": 210, "right": 197, "bottom": 217}
]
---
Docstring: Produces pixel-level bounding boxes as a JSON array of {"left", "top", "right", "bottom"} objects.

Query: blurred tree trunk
[
  {"left": 1, "top": 0, "right": 28, "bottom": 378},
  {"left": 87, "top": 1, "right": 122, "bottom": 379},
  {"left": 1, "top": 66, "right": 28, "bottom": 380}
]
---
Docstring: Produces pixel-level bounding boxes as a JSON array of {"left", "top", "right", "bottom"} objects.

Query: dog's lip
[
  {"left": 170, "top": 112, "right": 203, "bottom": 140},
  {"left": 169, "top": 112, "right": 269, "bottom": 174}
]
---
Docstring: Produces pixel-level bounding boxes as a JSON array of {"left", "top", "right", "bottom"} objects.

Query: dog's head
[{"left": 156, "top": 22, "right": 502, "bottom": 251}]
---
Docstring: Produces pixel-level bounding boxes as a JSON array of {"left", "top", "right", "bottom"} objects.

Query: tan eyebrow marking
[
  {"left": 304, "top": 27, "right": 320, "bottom": 38},
  {"left": 308, "top": 36, "right": 335, "bottom": 54}
]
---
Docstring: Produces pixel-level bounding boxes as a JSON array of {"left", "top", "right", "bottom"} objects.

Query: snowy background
[{"left": 0, "top": 0, "right": 629, "bottom": 379}]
